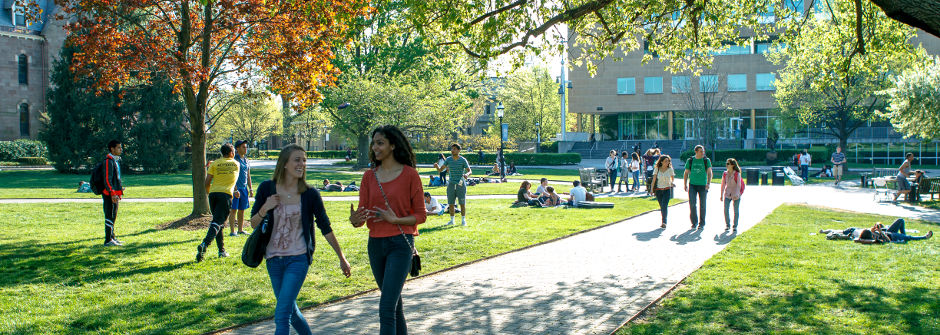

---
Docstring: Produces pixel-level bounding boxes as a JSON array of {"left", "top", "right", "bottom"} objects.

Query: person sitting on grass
[
  {"left": 517, "top": 181, "right": 541, "bottom": 207},
  {"left": 487, "top": 162, "right": 500, "bottom": 176},
  {"left": 820, "top": 218, "right": 933, "bottom": 243},
  {"left": 535, "top": 178, "right": 550, "bottom": 200},
  {"left": 424, "top": 192, "right": 445, "bottom": 215},
  {"left": 568, "top": 180, "right": 587, "bottom": 208},
  {"left": 507, "top": 162, "right": 518, "bottom": 175},
  {"left": 542, "top": 186, "right": 566, "bottom": 207}
]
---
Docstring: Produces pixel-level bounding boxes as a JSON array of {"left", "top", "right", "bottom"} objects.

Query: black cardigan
[{"left": 251, "top": 180, "right": 333, "bottom": 264}]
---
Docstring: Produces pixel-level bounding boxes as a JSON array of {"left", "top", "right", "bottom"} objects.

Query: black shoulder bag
[
  {"left": 373, "top": 169, "right": 421, "bottom": 277},
  {"left": 242, "top": 183, "right": 273, "bottom": 268}
]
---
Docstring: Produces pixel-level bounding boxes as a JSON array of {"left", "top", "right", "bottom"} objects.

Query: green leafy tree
[
  {"left": 211, "top": 91, "right": 283, "bottom": 147},
  {"left": 767, "top": 0, "right": 920, "bottom": 150},
  {"left": 498, "top": 67, "right": 559, "bottom": 146},
  {"left": 882, "top": 56, "right": 940, "bottom": 140},
  {"left": 42, "top": 46, "right": 188, "bottom": 173}
]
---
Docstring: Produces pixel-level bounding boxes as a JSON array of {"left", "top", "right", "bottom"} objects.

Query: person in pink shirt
[
  {"left": 720, "top": 158, "right": 745, "bottom": 233},
  {"left": 350, "top": 125, "right": 426, "bottom": 335}
]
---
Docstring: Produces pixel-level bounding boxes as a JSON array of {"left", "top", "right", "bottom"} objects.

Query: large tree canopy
[
  {"left": 882, "top": 56, "right": 940, "bottom": 140},
  {"left": 53, "top": 0, "right": 369, "bottom": 216}
]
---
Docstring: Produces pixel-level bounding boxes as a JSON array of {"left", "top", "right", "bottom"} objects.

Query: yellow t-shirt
[{"left": 208, "top": 157, "right": 239, "bottom": 195}]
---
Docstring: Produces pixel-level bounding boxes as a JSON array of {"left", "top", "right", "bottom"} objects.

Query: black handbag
[
  {"left": 374, "top": 168, "right": 421, "bottom": 277},
  {"left": 242, "top": 185, "right": 274, "bottom": 268}
]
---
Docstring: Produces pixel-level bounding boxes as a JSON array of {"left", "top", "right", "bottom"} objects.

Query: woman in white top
[
  {"left": 649, "top": 155, "right": 675, "bottom": 228},
  {"left": 605, "top": 150, "right": 619, "bottom": 193},
  {"left": 437, "top": 153, "right": 448, "bottom": 184},
  {"left": 629, "top": 152, "right": 641, "bottom": 192}
]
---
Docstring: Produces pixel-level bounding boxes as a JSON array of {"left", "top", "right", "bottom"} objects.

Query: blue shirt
[{"left": 234, "top": 154, "right": 250, "bottom": 188}]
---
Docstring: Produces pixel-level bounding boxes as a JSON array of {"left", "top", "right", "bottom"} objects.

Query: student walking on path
[
  {"left": 101, "top": 140, "right": 125, "bottom": 246},
  {"left": 830, "top": 146, "right": 847, "bottom": 185},
  {"left": 617, "top": 151, "right": 630, "bottom": 192},
  {"left": 197, "top": 143, "right": 240, "bottom": 262},
  {"left": 720, "top": 158, "right": 745, "bottom": 232},
  {"left": 649, "top": 155, "right": 675, "bottom": 228},
  {"left": 799, "top": 149, "right": 812, "bottom": 182},
  {"left": 684, "top": 145, "right": 713, "bottom": 230},
  {"left": 629, "top": 152, "right": 641, "bottom": 192},
  {"left": 229, "top": 140, "right": 254, "bottom": 236},
  {"left": 605, "top": 150, "right": 620, "bottom": 193},
  {"left": 250, "top": 144, "right": 351, "bottom": 335},
  {"left": 350, "top": 125, "right": 427, "bottom": 335},
  {"left": 643, "top": 148, "right": 660, "bottom": 193},
  {"left": 434, "top": 143, "right": 472, "bottom": 226}
]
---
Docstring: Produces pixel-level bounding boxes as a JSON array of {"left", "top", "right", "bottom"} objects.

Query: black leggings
[
  {"left": 102, "top": 195, "right": 118, "bottom": 243},
  {"left": 201, "top": 192, "right": 232, "bottom": 252}
]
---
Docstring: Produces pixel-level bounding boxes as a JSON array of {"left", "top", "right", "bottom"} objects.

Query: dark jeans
[
  {"left": 608, "top": 169, "right": 618, "bottom": 190},
  {"left": 266, "top": 254, "right": 312, "bottom": 335},
  {"left": 368, "top": 235, "right": 414, "bottom": 335},
  {"left": 800, "top": 165, "right": 809, "bottom": 181},
  {"left": 439, "top": 171, "right": 447, "bottom": 185},
  {"left": 102, "top": 195, "right": 118, "bottom": 243},
  {"left": 201, "top": 192, "right": 232, "bottom": 252},
  {"left": 655, "top": 188, "right": 671, "bottom": 224},
  {"left": 884, "top": 219, "right": 928, "bottom": 242},
  {"left": 723, "top": 198, "right": 741, "bottom": 229},
  {"left": 645, "top": 170, "right": 654, "bottom": 191},
  {"left": 688, "top": 184, "right": 708, "bottom": 228}
]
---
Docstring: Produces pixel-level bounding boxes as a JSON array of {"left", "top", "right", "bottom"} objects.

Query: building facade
[
  {"left": 1, "top": 1, "right": 66, "bottom": 141},
  {"left": 567, "top": 9, "right": 940, "bottom": 149}
]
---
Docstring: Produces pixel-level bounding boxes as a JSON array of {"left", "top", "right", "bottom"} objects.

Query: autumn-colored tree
[{"left": 53, "top": 0, "right": 370, "bottom": 216}]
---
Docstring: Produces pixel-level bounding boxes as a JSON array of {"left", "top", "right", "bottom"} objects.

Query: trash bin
[
  {"left": 860, "top": 173, "right": 870, "bottom": 188},
  {"left": 745, "top": 168, "right": 760, "bottom": 185},
  {"left": 771, "top": 166, "right": 785, "bottom": 186},
  {"left": 761, "top": 172, "right": 769, "bottom": 185}
]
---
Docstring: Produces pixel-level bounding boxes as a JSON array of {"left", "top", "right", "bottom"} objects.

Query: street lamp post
[
  {"left": 535, "top": 122, "right": 540, "bottom": 153},
  {"left": 497, "top": 102, "right": 505, "bottom": 180}
]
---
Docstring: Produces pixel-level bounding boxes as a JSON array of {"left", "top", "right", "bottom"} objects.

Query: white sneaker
[
  {"left": 461, "top": 217, "right": 467, "bottom": 226},
  {"left": 445, "top": 219, "right": 454, "bottom": 226}
]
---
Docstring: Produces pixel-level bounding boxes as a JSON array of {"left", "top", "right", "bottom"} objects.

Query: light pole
[
  {"left": 535, "top": 122, "right": 541, "bottom": 153},
  {"left": 497, "top": 102, "right": 505, "bottom": 180},
  {"left": 558, "top": 40, "right": 573, "bottom": 142}
]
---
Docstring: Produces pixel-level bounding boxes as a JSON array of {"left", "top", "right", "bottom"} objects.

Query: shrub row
[
  {"left": 256, "top": 149, "right": 580, "bottom": 165},
  {"left": 0, "top": 140, "right": 48, "bottom": 161},
  {"left": 17, "top": 157, "right": 48, "bottom": 165},
  {"left": 679, "top": 148, "right": 829, "bottom": 164}
]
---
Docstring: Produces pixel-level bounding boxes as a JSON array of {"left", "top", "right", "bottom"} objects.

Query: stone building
[{"left": 1, "top": 1, "right": 66, "bottom": 141}]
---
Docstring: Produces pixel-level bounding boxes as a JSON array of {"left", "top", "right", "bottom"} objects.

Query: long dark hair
[
  {"left": 655, "top": 154, "right": 672, "bottom": 170},
  {"left": 369, "top": 125, "right": 416, "bottom": 168}
]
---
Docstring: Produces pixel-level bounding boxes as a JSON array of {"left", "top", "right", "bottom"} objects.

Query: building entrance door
[
  {"left": 729, "top": 118, "right": 744, "bottom": 139},
  {"left": 684, "top": 119, "right": 695, "bottom": 139}
]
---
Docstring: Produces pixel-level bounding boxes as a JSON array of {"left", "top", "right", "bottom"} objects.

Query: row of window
[{"left": 616, "top": 73, "right": 775, "bottom": 95}]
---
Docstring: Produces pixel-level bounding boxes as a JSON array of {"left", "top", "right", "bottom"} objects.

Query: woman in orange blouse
[{"left": 349, "top": 125, "right": 426, "bottom": 335}]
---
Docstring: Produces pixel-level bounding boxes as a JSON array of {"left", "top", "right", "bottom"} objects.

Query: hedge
[
  {"left": 17, "top": 157, "right": 48, "bottom": 165},
  {"left": 255, "top": 150, "right": 580, "bottom": 165},
  {"left": 0, "top": 140, "right": 48, "bottom": 161},
  {"left": 679, "top": 148, "right": 829, "bottom": 164}
]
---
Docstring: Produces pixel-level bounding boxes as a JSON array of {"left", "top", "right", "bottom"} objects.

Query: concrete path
[{"left": 220, "top": 185, "right": 937, "bottom": 335}]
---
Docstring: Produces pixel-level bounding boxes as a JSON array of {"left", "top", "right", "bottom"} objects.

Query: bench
[
  {"left": 579, "top": 167, "right": 606, "bottom": 193},
  {"left": 916, "top": 177, "right": 940, "bottom": 200}
]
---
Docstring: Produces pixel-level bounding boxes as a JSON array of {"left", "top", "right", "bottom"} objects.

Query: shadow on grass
[
  {"left": 623, "top": 281, "right": 938, "bottom": 334},
  {"left": 0, "top": 237, "right": 195, "bottom": 288}
]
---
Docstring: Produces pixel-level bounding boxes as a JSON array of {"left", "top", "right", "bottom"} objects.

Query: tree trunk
[
  {"left": 355, "top": 133, "right": 370, "bottom": 169},
  {"left": 190, "top": 126, "right": 210, "bottom": 217}
]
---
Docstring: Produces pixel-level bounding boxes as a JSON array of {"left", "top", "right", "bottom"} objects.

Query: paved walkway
[{"left": 219, "top": 185, "right": 937, "bottom": 335}]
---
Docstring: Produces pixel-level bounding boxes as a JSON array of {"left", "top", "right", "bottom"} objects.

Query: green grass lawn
[
  {"left": 0, "top": 196, "right": 675, "bottom": 335},
  {"left": 0, "top": 168, "right": 584, "bottom": 199},
  {"left": 616, "top": 205, "right": 938, "bottom": 335}
]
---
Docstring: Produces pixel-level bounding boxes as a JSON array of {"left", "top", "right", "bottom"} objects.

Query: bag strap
[{"left": 372, "top": 168, "right": 418, "bottom": 255}]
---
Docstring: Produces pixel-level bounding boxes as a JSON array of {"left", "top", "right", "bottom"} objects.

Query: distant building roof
[{"left": 1, "top": 0, "right": 56, "bottom": 32}]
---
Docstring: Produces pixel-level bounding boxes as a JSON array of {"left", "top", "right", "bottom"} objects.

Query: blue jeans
[
  {"left": 723, "top": 198, "right": 740, "bottom": 229},
  {"left": 688, "top": 185, "right": 708, "bottom": 228},
  {"left": 884, "top": 219, "right": 928, "bottom": 242},
  {"left": 368, "top": 235, "right": 414, "bottom": 335},
  {"left": 266, "top": 254, "right": 313, "bottom": 335},
  {"left": 800, "top": 164, "right": 809, "bottom": 181},
  {"left": 608, "top": 169, "right": 618, "bottom": 190},
  {"left": 631, "top": 171, "right": 640, "bottom": 191}
]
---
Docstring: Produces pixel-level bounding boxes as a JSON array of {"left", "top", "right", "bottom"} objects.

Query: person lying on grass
[{"left": 820, "top": 218, "right": 933, "bottom": 243}]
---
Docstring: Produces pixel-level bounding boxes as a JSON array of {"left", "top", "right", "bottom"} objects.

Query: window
[
  {"left": 785, "top": 0, "right": 805, "bottom": 12},
  {"left": 727, "top": 74, "right": 747, "bottom": 92},
  {"left": 485, "top": 104, "right": 491, "bottom": 114},
  {"left": 713, "top": 42, "right": 752, "bottom": 56},
  {"left": 617, "top": 78, "right": 636, "bottom": 95},
  {"left": 699, "top": 75, "right": 719, "bottom": 93},
  {"left": 756, "top": 73, "right": 776, "bottom": 91},
  {"left": 644, "top": 77, "right": 663, "bottom": 94},
  {"left": 19, "top": 103, "right": 30, "bottom": 137},
  {"left": 671, "top": 76, "right": 691, "bottom": 93},
  {"left": 14, "top": 12, "right": 27, "bottom": 26},
  {"left": 18, "top": 54, "right": 28, "bottom": 85},
  {"left": 760, "top": 4, "right": 775, "bottom": 23},
  {"left": 643, "top": 40, "right": 659, "bottom": 58}
]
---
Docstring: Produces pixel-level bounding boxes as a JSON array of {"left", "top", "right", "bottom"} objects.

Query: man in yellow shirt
[{"left": 197, "top": 143, "right": 240, "bottom": 262}]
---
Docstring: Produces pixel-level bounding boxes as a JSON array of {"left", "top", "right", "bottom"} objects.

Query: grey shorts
[
  {"left": 897, "top": 176, "right": 911, "bottom": 191},
  {"left": 447, "top": 181, "right": 467, "bottom": 205}
]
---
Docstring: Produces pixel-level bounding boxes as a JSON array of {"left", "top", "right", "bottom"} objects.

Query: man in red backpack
[{"left": 102, "top": 140, "right": 125, "bottom": 246}]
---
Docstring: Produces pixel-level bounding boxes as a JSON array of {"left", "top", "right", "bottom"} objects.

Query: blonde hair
[{"left": 272, "top": 144, "right": 310, "bottom": 193}]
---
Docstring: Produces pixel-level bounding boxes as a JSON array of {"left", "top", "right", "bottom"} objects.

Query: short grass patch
[
  {"left": 616, "top": 205, "right": 939, "bottom": 335},
  {"left": 0, "top": 196, "right": 673, "bottom": 334}
]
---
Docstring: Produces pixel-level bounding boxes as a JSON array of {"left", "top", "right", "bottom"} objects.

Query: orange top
[{"left": 358, "top": 166, "right": 426, "bottom": 238}]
